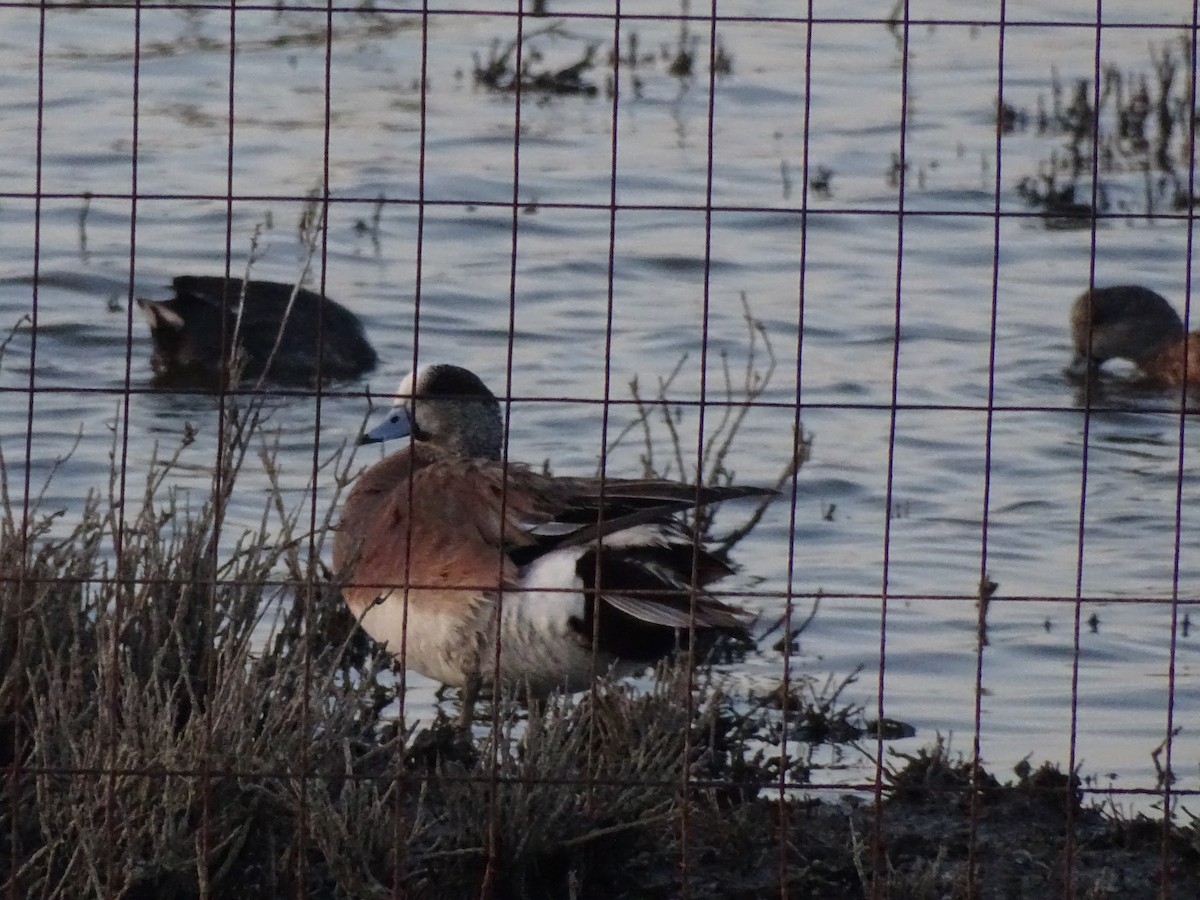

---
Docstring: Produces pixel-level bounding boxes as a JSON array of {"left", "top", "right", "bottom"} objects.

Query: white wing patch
[{"left": 511, "top": 548, "right": 587, "bottom": 626}]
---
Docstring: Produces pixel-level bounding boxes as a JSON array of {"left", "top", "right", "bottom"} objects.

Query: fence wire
[{"left": 2, "top": 2, "right": 1198, "bottom": 898}]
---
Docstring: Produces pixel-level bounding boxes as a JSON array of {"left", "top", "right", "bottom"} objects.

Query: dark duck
[{"left": 137, "top": 276, "right": 377, "bottom": 386}]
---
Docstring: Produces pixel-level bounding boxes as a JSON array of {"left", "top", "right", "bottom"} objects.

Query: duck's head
[
  {"left": 360, "top": 364, "right": 503, "bottom": 459},
  {"left": 1069, "top": 285, "right": 1186, "bottom": 373}
]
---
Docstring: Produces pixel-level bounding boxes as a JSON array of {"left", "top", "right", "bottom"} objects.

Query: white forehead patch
[{"left": 392, "top": 368, "right": 424, "bottom": 407}]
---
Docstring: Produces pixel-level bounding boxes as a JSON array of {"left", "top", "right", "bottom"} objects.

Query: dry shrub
[{"left": 0, "top": 395, "right": 395, "bottom": 898}]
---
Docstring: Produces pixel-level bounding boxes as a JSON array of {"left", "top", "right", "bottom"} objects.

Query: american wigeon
[
  {"left": 1070, "top": 285, "right": 1199, "bottom": 386},
  {"left": 332, "top": 364, "right": 772, "bottom": 703},
  {"left": 136, "top": 276, "right": 377, "bottom": 385}
]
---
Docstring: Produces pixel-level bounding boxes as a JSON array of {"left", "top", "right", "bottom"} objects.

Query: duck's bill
[{"left": 359, "top": 405, "right": 413, "bottom": 445}]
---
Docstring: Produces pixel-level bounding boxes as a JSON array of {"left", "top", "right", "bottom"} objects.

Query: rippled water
[{"left": 1, "top": 1, "right": 1197, "bottom": 809}]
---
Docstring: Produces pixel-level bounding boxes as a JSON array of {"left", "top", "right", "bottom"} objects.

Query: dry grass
[
  {"left": 606, "top": 292, "right": 811, "bottom": 551},
  {"left": 0, "top": 431, "right": 854, "bottom": 897}
]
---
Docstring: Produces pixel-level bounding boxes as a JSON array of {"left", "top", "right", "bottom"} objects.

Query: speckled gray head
[{"left": 359, "top": 364, "right": 503, "bottom": 460}]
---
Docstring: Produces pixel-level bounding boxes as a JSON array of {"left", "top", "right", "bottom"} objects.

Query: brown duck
[
  {"left": 333, "top": 364, "right": 772, "bottom": 701},
  {"left": 1070, "top": 285, "right": 1199, "bottom": 386}
]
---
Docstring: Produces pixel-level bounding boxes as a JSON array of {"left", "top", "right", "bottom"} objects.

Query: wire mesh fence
[{"left": 2, "top": 1, "right": 1199, "bottom": 897}]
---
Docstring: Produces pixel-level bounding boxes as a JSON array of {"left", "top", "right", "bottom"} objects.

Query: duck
[
  {"left": 332, "top": 364, "right": 772, "bottom": 706},
  {"left": 136, "top": 276, "right": 378, "bottom": 385},
  {"left": 1069, "top": 285, "right": 1199, "bottom": 386}
]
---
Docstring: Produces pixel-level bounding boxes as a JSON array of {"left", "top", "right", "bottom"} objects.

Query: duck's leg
[
  {"left": 458, "top": 610, "right": 494, "bottom": 728},
  {"left": 457, "top": 671, "right": 481, "bottom": 729}
]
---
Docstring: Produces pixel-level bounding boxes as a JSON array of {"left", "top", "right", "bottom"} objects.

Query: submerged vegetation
[
  {"left": 470, "top": 3, "right": 734, "bottom": 99},
  {"left": 1003, "top": 29, "right": 1200, "bottom": 225}
]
